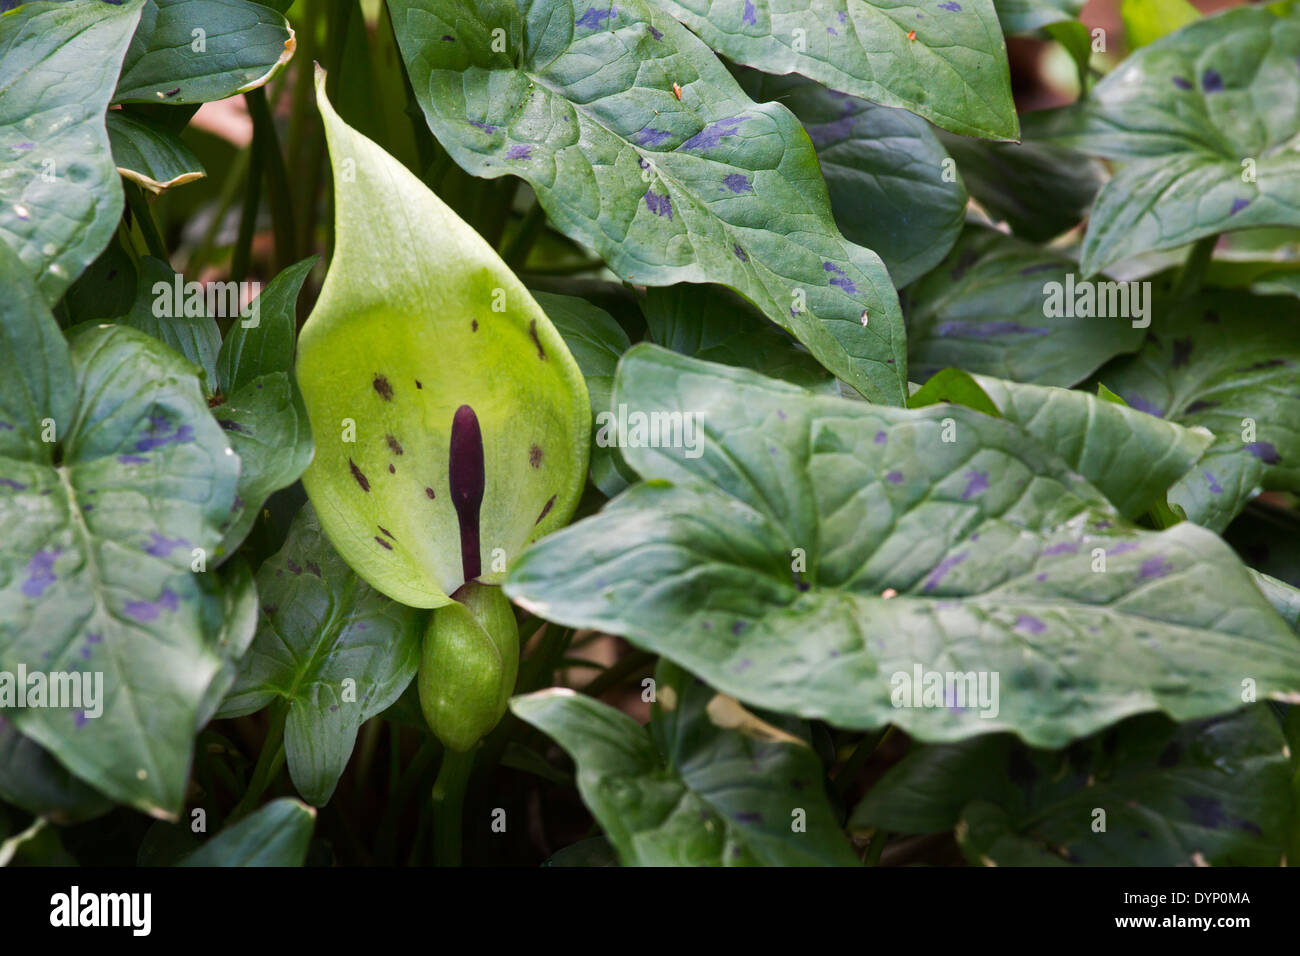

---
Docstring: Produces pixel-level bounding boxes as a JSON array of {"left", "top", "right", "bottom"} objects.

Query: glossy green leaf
[
  {"left": 854, "top": 707, "right": 1294, "bottom": 866},
  {"left": 176, "top": 797, "right": 315, "bottom": 866},
  {"left": 109, "top": 256, "right": 222, "bottom": 388},
  {"left": 213, "top": 257, "right": 317, "bottom": 557},
  {"left": 936, "top": 132, "right": 1104, "bottom": 242},
  {"left": 911, "top": 368, "right": 1213, "bottom": 519},
  {"left": 1095, "top": 292, "right": 1300, "bottom": 533},
  {"left": 738, "top": 71, "right": 966, "bottom": 287},
  {"left": 61, "top": 235, "right": 139, "bottom": 326},
  {"left": 106, "top": 110, "right": 206, "bottom": 196},
  {"left": 388, "top": 0, "right": 908, "bottom": 403},
  {"left": 991, "top": 0, "right": 1082, "bottom": 33},
  {"left": 219, "top": 504, "right": 422, "bottom": 805},
  {"left": 194, "top": 556, "right": 259, "bottom": 728},
  {"left": 1252, "top": 270, "right": 1300, "bottom": 301},
  {"left": 0, "top": 253, "right": 239, "bottom": 817},
  {"left": 507, "top": 345, "right": 1300, "bottom": 747},
  {"left": 0, "top": 0, "right": 144, "bottom": 304},
  {"left": 972, "top": 374, "right": 1213, "bottom": 519},
  {"left": 654, "top": 0, "right": 1018, "bottom": 141},
  {"left": 512, "top": 666, "right": 859, "bottom": 865},
  {"left": 298, "top": 73, "right": 590, "bottom": 608},
  {"left": 642, "top": 284, "right": 837, "bottom": 393},
  {"left": 906, "top": 367, "right": 1001, "bottom": 417},
  {"left": 0, "top": 718, "right": 114, "bottom": 824},
  {"left": 1041, "top": 9, "right": 1300, "bottom": 275},
  {"left": 534, "top": 290, "right": 635, "bottom": 497},
  {"left": 1121, "top": 0, "right": 1198, "bottom": 49},
  {"left": 113, "top": 0, "right": 295, "bottom": 105},
  {"left": 905, "top": 229, "right": 1144, "bottom": 387}
]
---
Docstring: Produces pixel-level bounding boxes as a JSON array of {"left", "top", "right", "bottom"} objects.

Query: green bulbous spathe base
[{"left": 419, "top": 582, "right": 520, "bottom": 753}]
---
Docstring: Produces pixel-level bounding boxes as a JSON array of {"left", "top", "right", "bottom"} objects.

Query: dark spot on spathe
[
  {"left": 529, "top": 444, "right": 543, "bottom": 468},
  {"left": 528, "top": 320, "right": 546, "bottom": 360},
  {"left": 374, "top": 536, "right": 393, "bottom": 550},
  {"left": 379, "top": 526, "right": 395, "bottom": 540},
  {"left": 535, "top": 494, "right": 556, "bottom": 525},
  {"left": 349, "top": 459, "right": 370, "bottom": 492},
  {"left": 386, "top": 434, "right": 404, "bottom": 455},
  {"left": 373, "top": 375, "right": 393, "bottom": 400},
  {"left": 425, "top": 486, "right": 436, "bottom": 499}
]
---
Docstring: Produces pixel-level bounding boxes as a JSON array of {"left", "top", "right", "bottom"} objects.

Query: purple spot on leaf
[
  {"left": 924, "top": 552, "right": 968, "bottom": 591},
  {"left": 742, "top": 0, "right": 756, "bottom": 25},
  {"left": 1138, "top": 556, "right": 1173, "bottom": 581},
  {"left": 1202, "top": 69, "right": 1223, "bottom": 93},
  {"left": 681, "top": 116, "right": 745, "bottom": 151},
  {"left": 960, "top": 470, "right": 988, "bottom": 500},
  {"left": 144, "top": 533, "right": 189, "bottom": 558},
  {"left": 506, "top": 144, "right": 532, "bottom": 160},
  {"left": 21, "top": 548, "right": 61, "bottom": 598},
  {"left": 575, "top": 8, "right": 617, "bottom": 30},
  {"left": 722, "top": 173, "right": 751, "bottom": 193},
  {"left": 636, "top": 127, "right": 671, "bottom": 147},
  {"left": 1246, "top": 442, "right": 1281, "bottom": 464},
  {"left": 1015, "top": 615, "right": 1046, "bottom": 635},
  {"left": 1230, "top": 198, "right": 1250, "bottom": 215},
  {"left": 645, "top": 190, "right": 673, "bottom": 219}
]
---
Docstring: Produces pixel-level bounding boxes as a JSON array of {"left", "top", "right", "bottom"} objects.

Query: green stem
[
  {"left": 124, "top": 183, "right": 169, "bottom": 263},
  {"left": 231, "top": 115, "right": 266, "bottom": 283},
  {"left": 431, "top": 746, "right": 476, "bottom": 867},
  {"left": 501, "top": 199, "right": 547, "bottom": 270},
  {"left": 188, "top": 148, "right": 249, "bottom": 274},
  {"left": 1172, "top": 234, "right": 1217, "bottom": 299},
  {"left": 376, "top": 736, "right": 440, "bottom": 865},
  {"left": 228, "top": 702, "right": 287, "bottom": 822},
  {"left": 354, "top": 717, "right": 382, "bottom": 788},
  {"left": 245, "top": 85, "right": 297, "bottom": 271},
  {"left": 832, "top": 726, "right": 895, "bottom": 801}
]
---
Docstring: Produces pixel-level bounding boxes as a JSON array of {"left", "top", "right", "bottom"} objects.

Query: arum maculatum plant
[
  {"left": 5, "top": 0, "right": 1300, "bottom": 875},
  {"left": 296, "top": 68, "right": 589, "bottom": 862}
]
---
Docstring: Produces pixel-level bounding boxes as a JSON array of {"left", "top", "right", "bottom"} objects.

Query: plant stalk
[
  {"left": 228, "top": 701, "right": 287, "bottom": 822},
  {"left": 245, "top": 84, "right": 298, "bottom": 271},
  {"left": 1172, "top": 234, "right": 1217, "bottom": 299},
  {"left": 431, "top": 746, "right": 476, "bottom": 866},
  {"left": 124, "top": 183, "right": 169, "bottom": 263}
]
